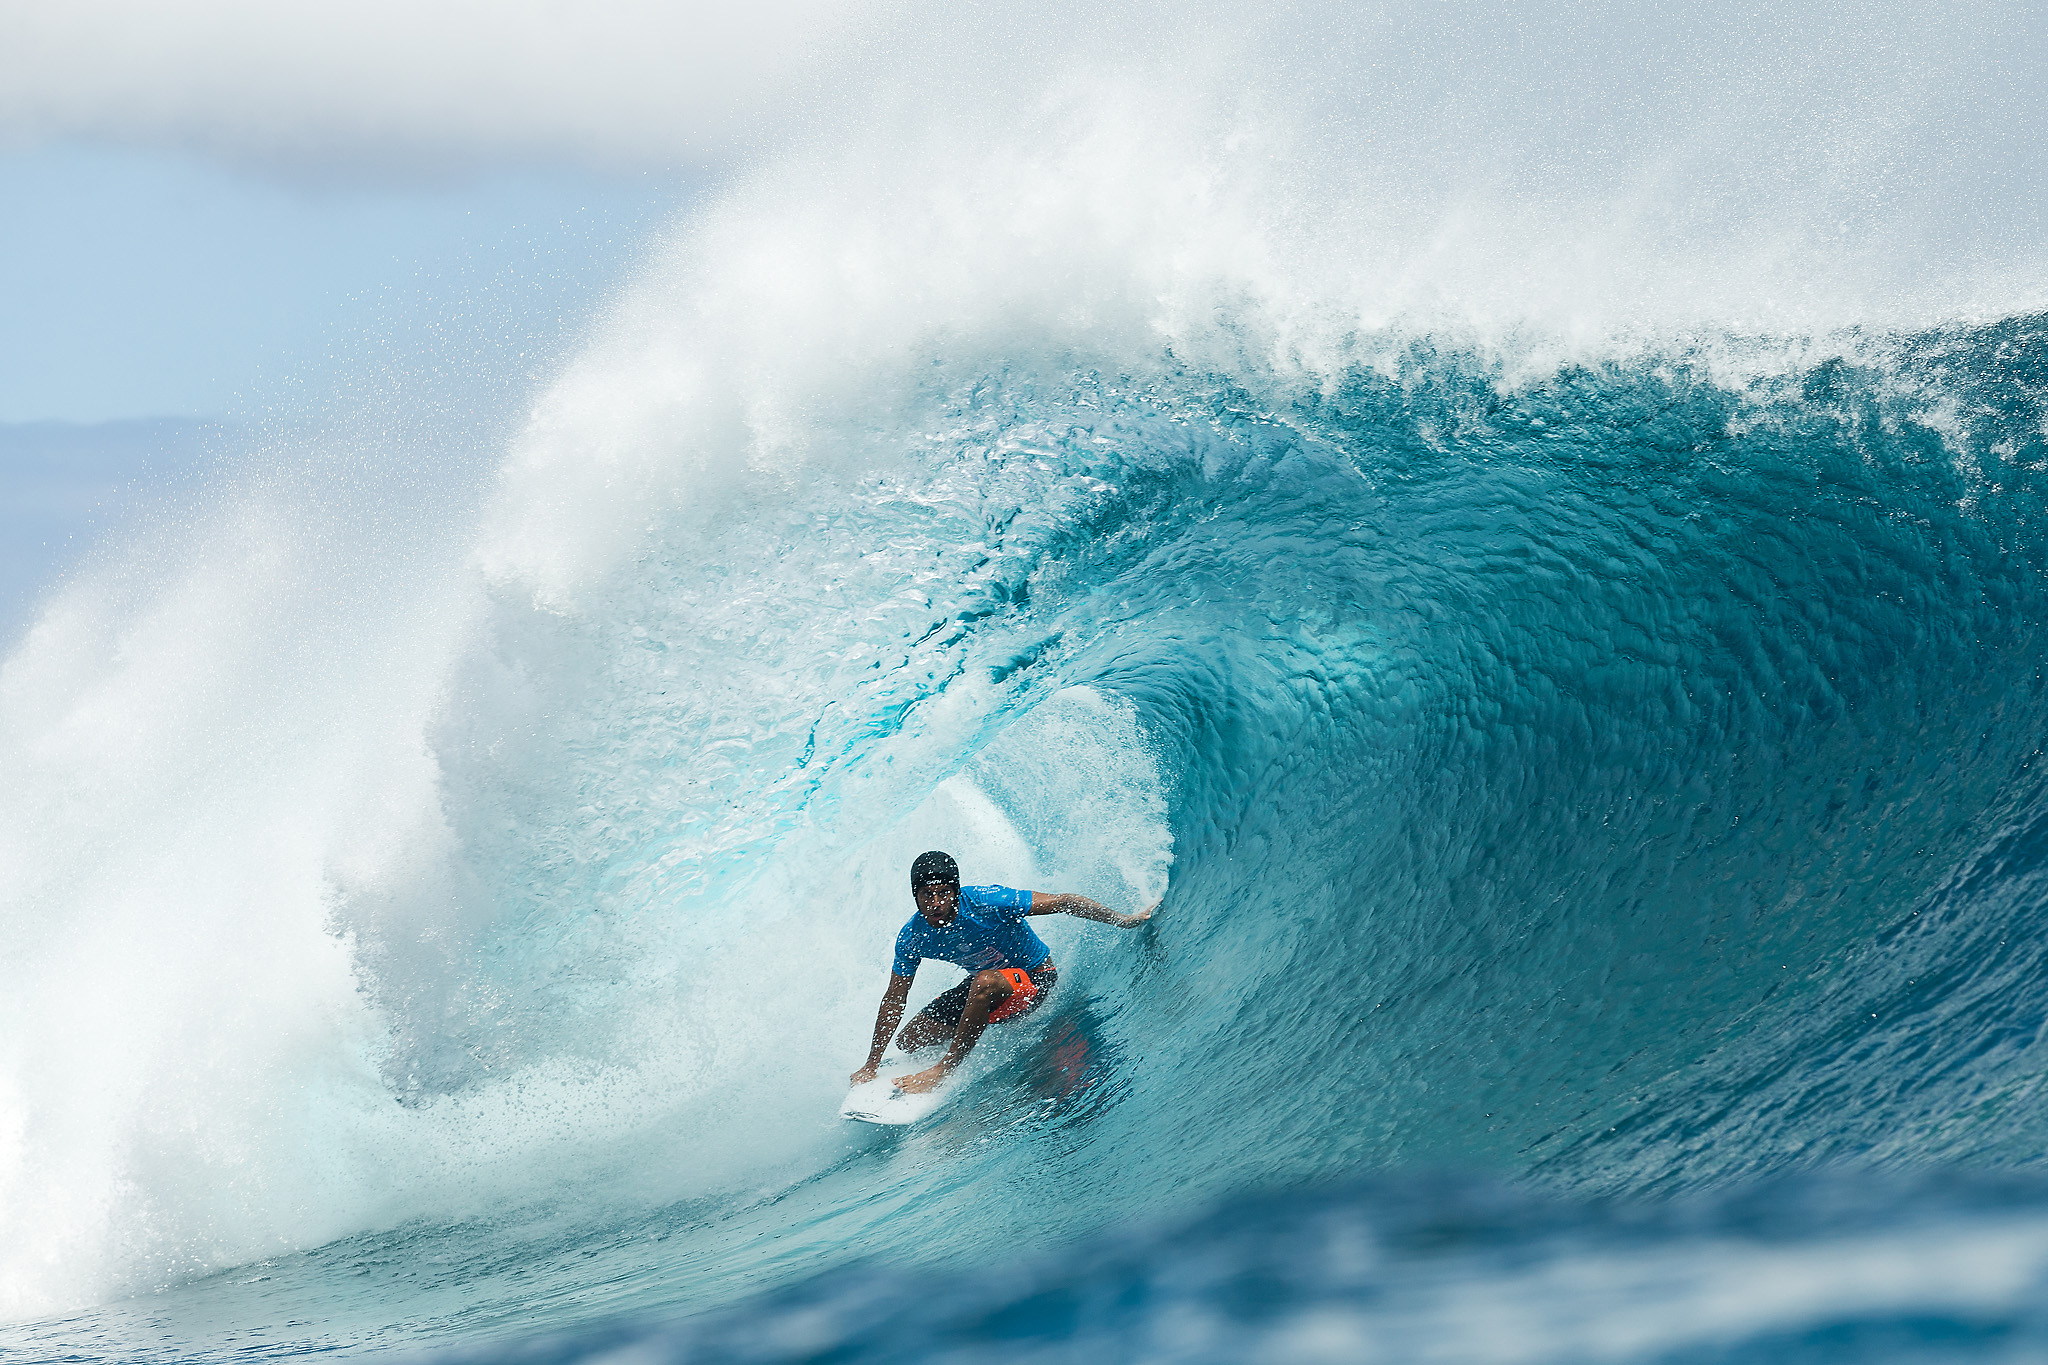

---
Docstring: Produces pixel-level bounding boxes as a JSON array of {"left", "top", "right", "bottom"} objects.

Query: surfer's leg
[
  {"left": 896, "top": 978, "right": 972, "bottom": 1051},
  {"left": 896, "top": 970, "right": 1016, "bottom": 1094},
  {"left": 940, "top": 970, "right": 1014, "bottom": 1062}
]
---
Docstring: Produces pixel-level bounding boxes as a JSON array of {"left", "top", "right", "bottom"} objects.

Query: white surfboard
[{"left": 839, "top": 1067, "right": 953, "bottom": 1125}]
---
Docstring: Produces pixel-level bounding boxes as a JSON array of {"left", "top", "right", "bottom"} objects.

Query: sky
[
  {"left": 0, "top": 0, "right": 878, "bottom": 423},
  {"left": 0, "top": 0, "right": 847, "bottom": 635},
  {"left": 0, "top": 0, "right": 902, "bottom": 421},
  {"left": 0, "top": 145, "right": 687, "bottom": 423},
  {"left": 0, "top": 140, "right": 692, "bottom": 638}
]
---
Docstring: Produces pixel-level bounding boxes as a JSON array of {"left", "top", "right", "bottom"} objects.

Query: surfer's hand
[
  {"left": 850, "top": 1065, "right": 878, "bottom": 1086},
  {"left": 1121, "top": 901, "right": 1159, "bottom": 927}
]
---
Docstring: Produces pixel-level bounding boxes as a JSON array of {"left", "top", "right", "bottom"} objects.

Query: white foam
[{"left": 0, "top": 465, "right": 1170, "bottom": 1317}]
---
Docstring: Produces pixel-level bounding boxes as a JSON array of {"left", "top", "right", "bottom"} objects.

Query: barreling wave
[{"left": 3, "top": 60, "right": 2047, "bottom": 1363}]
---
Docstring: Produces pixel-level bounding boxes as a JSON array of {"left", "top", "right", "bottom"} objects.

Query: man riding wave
[{"left": 851, "top": 850, "right": 1158, "bottom": 1095}]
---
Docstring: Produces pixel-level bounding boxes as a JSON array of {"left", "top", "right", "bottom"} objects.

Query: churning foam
[{"left": 0, "top": 453, "right": 1168, "bottom": 1320}]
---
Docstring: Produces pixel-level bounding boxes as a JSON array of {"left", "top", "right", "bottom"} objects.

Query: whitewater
[{"left": 6, "top": 7, "right": 2048, "bottom": 1359}]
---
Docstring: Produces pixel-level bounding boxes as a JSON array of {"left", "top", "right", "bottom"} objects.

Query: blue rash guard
[{"left": 892, "top": 884, "right": 1050, "bottom": 977}]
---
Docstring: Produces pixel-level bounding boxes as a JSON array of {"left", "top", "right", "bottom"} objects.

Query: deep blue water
[{"left": 444, "top": 1173, "right": 2048, "bottom": 1364}]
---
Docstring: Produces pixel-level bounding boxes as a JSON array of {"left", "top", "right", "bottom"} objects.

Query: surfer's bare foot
[{"left": 895, "top": 1065, "right": 947, "bottom": 1094}]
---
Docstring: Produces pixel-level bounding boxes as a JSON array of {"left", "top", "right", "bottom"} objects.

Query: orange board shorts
[
  {"left": 912, "top": 962, "right": 1058, "bottom": 1034},
  {"left": 985, "top": 967, "right": 1039, "bottom": 1023}
]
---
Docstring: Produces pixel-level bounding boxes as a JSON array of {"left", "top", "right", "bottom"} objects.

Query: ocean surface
[{"left": 5, "top": 32, "right": 2048, "bottom": 1363}]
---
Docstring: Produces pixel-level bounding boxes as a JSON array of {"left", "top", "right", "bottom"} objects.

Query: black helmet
[{"left": 910, "top": 850, "right": 959, "bottom": 891}]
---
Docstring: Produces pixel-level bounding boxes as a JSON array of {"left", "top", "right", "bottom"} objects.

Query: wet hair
[{"left": 911, "top": 850, "right": 959, "bottom": 892}]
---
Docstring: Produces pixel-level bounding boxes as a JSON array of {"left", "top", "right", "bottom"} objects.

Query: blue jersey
[{"left": 892, "top": 884, "right": 1050, "bottom": 977}]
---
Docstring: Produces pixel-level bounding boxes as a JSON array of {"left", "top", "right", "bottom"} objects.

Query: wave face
[{"left": 4, "top": 64, "right": 2048, "bottom": 1362}]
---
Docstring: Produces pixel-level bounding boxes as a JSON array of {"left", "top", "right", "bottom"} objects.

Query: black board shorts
[{"left": 914, "top": 960, "right": 1058, "bottom": 1031}]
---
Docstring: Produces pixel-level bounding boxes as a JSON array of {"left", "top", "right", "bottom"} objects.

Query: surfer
[{"left": 851, "top": 850, "right": 1157, "bottom": 1095}]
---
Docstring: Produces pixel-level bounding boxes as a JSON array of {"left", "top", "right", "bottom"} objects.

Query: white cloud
[
  {"left": 0, "top": 0, "right": 881, "bottom": 171},
  {"left": 0, "top": 0, "right": 2039, "bottom": 216}
]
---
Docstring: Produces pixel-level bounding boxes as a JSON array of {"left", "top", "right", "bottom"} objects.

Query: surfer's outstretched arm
[
  {"left": 851, "top": 972, "right": 913, "bottom": 1086},
  {"left": 1027, "top": 892, "right": 1158, "bottom": 927}
]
